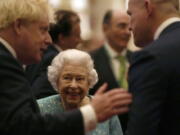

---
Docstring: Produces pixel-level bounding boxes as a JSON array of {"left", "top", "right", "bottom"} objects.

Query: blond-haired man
[{"left": 0, "top": 0, "right": 132, "bottom": 134}]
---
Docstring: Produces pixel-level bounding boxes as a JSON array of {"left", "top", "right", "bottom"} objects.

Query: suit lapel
[{"left": 99, "top": 46, "right": 119, "bottom": 86}]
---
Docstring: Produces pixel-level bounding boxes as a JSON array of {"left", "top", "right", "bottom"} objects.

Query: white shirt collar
[
  {"left": 0, "top": 37, "right": 17, "bottom": 58},
  {"left": 154, "top": 17, "right": 180, "bottom": 40},
  {"left": 104, "top": 42, "right": 126, "bottom": 59}
]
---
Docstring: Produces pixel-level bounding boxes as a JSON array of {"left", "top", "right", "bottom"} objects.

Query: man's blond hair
[{"left": 0, "top": 0, "right": 54, "bottom": 29}]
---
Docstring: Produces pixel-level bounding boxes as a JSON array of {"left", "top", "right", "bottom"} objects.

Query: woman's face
[{"left": 57, "top": 63, "right": 89, "bottom": 109}]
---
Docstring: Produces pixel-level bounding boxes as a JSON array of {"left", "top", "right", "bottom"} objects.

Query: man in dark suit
[
  {"left": 89, "top": 9, "right": 132, "bottom": 133},
  {"left": 90, "top": 10, "right": 131, "bottom": 94},
  {"left": 126, "top": 0, "right": 180, "bottom": 135},
  {"left": 0, "top": 0, "right": 133, "bottom": 134},
  {"left": 26, "top": 10, "right": 82, "bottom": 99}
]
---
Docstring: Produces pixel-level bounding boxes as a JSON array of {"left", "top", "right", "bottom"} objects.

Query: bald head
[
  {"left": 128, "top": 0, "right": 179, "bottom": 47},
  {"left": 113, "top": 10, "right": 130, "bottom": 23},
  {"left": 103, "top": 9, "right": 131, "bottom": 53},
  {"left": 153, "top": 0, "right": 179, "bottom": 11},
  {"left": 129, "top": 0, "right": 179, "bottom": 13},
  {"left": 103, "top": 10, "right": 130, "bottom": 25}
]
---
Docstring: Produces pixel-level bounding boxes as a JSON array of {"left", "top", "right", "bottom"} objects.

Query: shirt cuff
[{"left": 80, "top": 104, "right": 97, "bottom": 132}]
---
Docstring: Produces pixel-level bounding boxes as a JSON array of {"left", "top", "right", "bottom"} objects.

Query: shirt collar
[
  {"left": 104, "top": 42, "right": 126, "bottom": 59},
  {"left": 154, "top": 17, "right": 180, "bottom": 40},
  {"left": 0, "top": 37, "right": 17, "bottom": 58}
]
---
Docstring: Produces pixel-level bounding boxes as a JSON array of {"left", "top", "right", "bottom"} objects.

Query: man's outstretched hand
[{"left": 91, "top": 83, "right": 132, "bottom": 122}]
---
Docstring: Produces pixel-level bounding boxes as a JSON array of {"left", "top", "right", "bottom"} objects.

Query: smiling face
[
  {"left": 57, "top": 63, "right": 89, "bottom": 110},
  {"left": 104, "top": 11, "right": 131, "bottom": 52}
]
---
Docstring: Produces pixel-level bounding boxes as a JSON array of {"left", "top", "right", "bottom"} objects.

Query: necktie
[{"left": 118, "top": 55, "right": 128, "bottom": 89}]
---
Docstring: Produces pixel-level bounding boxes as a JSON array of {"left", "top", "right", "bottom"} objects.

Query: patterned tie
[{"left": 118, "top": 55, "right": 128, "bottom": 89}]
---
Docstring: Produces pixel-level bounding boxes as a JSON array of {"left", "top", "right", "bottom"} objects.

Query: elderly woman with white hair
[{"left": 37, "top": 49, "right": 123, "bottom": 135}]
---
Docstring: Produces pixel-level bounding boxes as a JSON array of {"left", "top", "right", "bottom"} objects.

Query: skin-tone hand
[{"left": 91, "top": 83, "right": 132, "bottom": 122}]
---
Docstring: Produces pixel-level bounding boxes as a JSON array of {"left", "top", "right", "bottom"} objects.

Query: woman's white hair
[{"left": 48, "top": 49, "right": 98, "bottom": 91}]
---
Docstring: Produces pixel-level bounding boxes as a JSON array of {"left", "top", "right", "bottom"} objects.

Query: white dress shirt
[{"left": 104, "top": 42, "right": 128, "bottom": 82}]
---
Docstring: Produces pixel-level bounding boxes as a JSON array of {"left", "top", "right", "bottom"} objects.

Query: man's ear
[
  {"left": 144, "top": 0, "right": 154, "bottom": 17},
  {"left": 13, "top": 19, "right": 24, "bottom": 35}
]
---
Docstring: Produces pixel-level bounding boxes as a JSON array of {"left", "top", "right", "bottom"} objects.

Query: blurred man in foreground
[{"left": 127, "top": 0, "right": 180, "bottom": 135}]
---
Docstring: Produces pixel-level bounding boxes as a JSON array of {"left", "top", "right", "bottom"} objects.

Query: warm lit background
[{"left": 47, "top": 0, "right": 139, "bottom": 51}]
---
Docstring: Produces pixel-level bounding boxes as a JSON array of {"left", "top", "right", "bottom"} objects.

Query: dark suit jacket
[
  {"left": 89, "top": 46, "right": 132, "bottom": 133},
  {"left": 89, "top": 46, "right": 132, "bottom": 95},
  {"left": 26, "top": 45, "right": 59, "bottom": 99},
  {"left": 0, "top": 43, "right": 84, "bottom": 134},
  {"left": 127, "top": 22, "right": 180, "bottom": 135}
]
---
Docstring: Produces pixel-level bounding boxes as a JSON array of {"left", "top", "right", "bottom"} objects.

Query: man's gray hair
[{"left": 48, "top": 49, "right": 98, "bottom": 91}]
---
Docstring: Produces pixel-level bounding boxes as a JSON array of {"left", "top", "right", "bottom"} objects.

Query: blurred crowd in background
[{"left": 48, "top": 0, "right": 139, "bottom": 51}]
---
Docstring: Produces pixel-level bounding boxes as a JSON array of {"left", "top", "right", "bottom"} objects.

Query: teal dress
[{"left": 37, "top": 95, "right": 123, "bottom": 135}]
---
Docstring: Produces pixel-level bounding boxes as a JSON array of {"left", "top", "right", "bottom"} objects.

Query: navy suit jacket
[
  {"left": 127, "top": 22, "right": 180, "bottom": 135},
  {"left": 89, "top": 46, "right": 132, "bottom": 95},
  {"left": 89, "top": 46, "right": 119, "bottom": 95},
  {"left": 0, "top": 43, "right": 83, "bottom": 134},
  {"left": 26, "top": 45, "right": 59, "bottom": 99}
]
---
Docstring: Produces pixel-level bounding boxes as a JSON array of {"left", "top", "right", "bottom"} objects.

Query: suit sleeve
[
  {"left": 0, "top": 54, "right": 84, "bottom": 135},
  {"left": 126, "top": 51, "right": 168, "bottom": 135}
]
